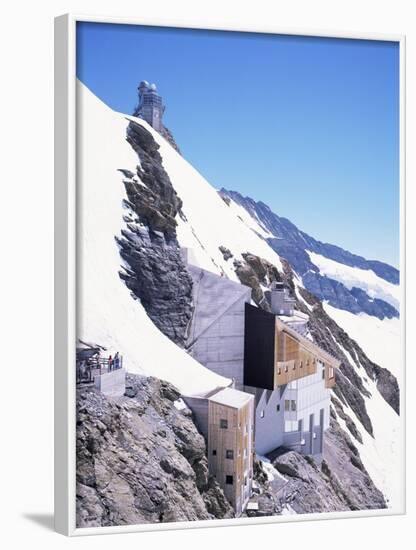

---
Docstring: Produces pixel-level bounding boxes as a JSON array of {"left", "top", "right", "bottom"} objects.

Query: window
[
  {"left": 322, "top": 368, "right": 326, "bottom": 380},
  {"left": 260, "top": 410, "right": 265, "bottom": 418},
  {"left": 277, "top": 368, "right": 281, "bottom": 375},
  {"left": 291, "top": 400, "right": 296, "bottom": 411},
  {"left": 226, "top": 475, "right": 234, "bottom": 485},
  {"left": 300, "top": 361, "right": 303, "bottom": 369},
  {"left": 220, "top": 418, "right": 228, "bottom": 429},
  {"left": 244, "top": 476, "right": 248, "bottom": 486},
  {"left": 212, "top": 450, "right": 217, "bottom": 456},
  {"left": 285, "top": 365, "right": 288, "bottom": 373},
  {"left": 276, "top": 404, "right": 280, "bottom": 412},
  {"left": 284, "top": 400, "right": 290, "bottom": 411},
  {"left": 226, "top": 450, "right": 234, "bottom": 459},
  {"left": 293, "top": 362, "right": 296, "bottom": 370},
  {"left": 329, "top": 367, "right": 334, "bottom": 379}
]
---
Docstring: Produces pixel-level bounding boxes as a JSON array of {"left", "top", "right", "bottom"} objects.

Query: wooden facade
[
  {"left": 244, "top": 303, "right": 340, "bottom": 390},
  {"left": 207, "top": 393, "right": 254, "bottom": 516}
]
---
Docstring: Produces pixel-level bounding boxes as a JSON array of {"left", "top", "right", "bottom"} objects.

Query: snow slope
[
  {"left": 324, "top": 303, "right": 401, "bottom": 383},
  {"left": 334, "top": 376, "right": 402, "bottom": 508},
  {"left": 125, "top": 115, "right": 284, "bottom": 279},
  {"left": 323, "top": 303, "right": 402, "bottom": 506},
  {"left": 77, "top": 82, "right": 230, "bottom": 397},
  {"left": 307, "top": 251, "right": 400, "bottom": 311}
]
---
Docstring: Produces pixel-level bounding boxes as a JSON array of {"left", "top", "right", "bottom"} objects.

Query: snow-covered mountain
[
  {"left": 221, "top": 189, "right": 399, "bottom": 320},
  {"left": 77, "top": 81, "right": 402, "bottom": 512}
]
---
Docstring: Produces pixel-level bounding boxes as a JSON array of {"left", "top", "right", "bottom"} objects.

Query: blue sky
[{"left": 77, "top": 23, "right": 400, "bottom": 267}]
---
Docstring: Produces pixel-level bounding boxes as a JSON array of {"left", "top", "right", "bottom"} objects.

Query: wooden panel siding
[
  {"left": 243, "top": 304, "right": 340, "bottom": 391},
  {"left": 273, "top": 318, "right": 340, "bottom": 388},
  {"left": 207, "top": 398, "right": 254, "bottom": 516}
]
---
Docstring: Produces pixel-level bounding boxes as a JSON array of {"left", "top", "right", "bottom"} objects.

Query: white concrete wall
[
  {"left": 190, "top": 296, "right": 247, "bottom": 386},
  {"left": 248, "top": 387, "right": 285, "bottom": 455},
  {"left": 285, "top": 361, "right": 331, "bottom": 431},
  {"left": 94, "top": 368, "right": 126, "bottom": 398},
  {"left": 182, "top": 396, "right": 209, "bottom": 439},
  {"left": 187, "top": 265, "right": 250, "bottom": 388}
]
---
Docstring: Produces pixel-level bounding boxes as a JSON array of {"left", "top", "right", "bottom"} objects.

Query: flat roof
[{"left": 208, "top": 387, "right": 253, "bottom": 408}]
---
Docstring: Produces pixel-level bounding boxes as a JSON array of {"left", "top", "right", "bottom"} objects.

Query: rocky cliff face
[
  {"left": 76, "top": 374, "right": 233, "bottom": 527},
  {"left": 116, "top": 121, "right": 193, "bottom": 346},
  {"left": 256, "top": 415, "right": 386, "bottom": 514},
  {"left": 221, "top": 189, "right": 399, "bottom": 320}
]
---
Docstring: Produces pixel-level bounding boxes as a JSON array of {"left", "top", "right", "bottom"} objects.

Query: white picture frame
[{"left": 54, "top": 13, "right": 406, "bottom": 536}]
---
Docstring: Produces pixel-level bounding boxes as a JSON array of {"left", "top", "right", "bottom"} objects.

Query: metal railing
[{"left": 76, "top": 355, "right": 123, "bottom": 384}]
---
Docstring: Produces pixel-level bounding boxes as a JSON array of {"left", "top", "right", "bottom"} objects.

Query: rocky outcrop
[
  {"left": 265, "top": 417, "right": 386, "bottom": 513},
  {"left": 220, "top": 188, "right": 399, "bottom": 319},
  {"left": 233, "top": 253, "right": 282, "bottom": 310},
  {"left": 116, "top": 121, "right": 193, "bottom": 346},
  {"left": 76, "top": 374, "right": 233, "bottom": 528},
  {"left": 219, "top": 245, "right": 233, "bottom": 261}
]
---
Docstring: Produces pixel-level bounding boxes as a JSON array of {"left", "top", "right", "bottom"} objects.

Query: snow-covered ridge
[
  {"left": 77, "top": 81, "right": 230, "bottom": 397},
  {"left": 307, "top": 250, "right": 400, "bottom": 311}
]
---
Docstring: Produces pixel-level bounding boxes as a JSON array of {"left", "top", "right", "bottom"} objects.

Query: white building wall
[
  {"left": 246, "top": 387, "right": 285, "bottom": 455},
  {"left": 284, "top": 361, "right": 331, "bottom": 431},
  {"left": 247, "top": 361, "right": 331, "bottom": 456}
]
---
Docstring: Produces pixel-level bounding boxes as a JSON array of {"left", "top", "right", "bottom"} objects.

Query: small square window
[
  {"left": 322, "top": 369, "right": 325, "bottom": 379},
  {"left": 291, "top": 400, "right": 296, "bottom": 411},
  {"left": 276, "top": 404, "right": 280, "bottom": 412},
  {"left": 285, "top": 365, "right": 288, "bottom": 373},
  {"left": 284, "top": 400, "right": 290, "bottom": 411},
  {"left": 260, "top": 410, "right": 265, "bottom": 418},
  {"left": 226, "top": 450, "right": 234, "bottom": 459},
  {"left": 220, "top": 418, "right": 228, "bottom": 429},
  {"left": 226, "top": 475, "right": 234, "bottom": 485},
  {"left": 300, "top": 361, "right": 303, "bottom": 369},
  {"left": 212, "top": 449, "right": 217, "bottom": 456}
]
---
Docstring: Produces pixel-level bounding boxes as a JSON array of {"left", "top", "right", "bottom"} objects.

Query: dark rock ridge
[
  {"left": 160, "top": 125, "right": 181, "bottom": 154},
  {"left": 116, "top": 121, "right": 193, "bottom": 346},
  {"left": 220, "top": 189, "right": 399, "bottom": 320},
  {"left": 76, "top": 374, "right": 234, "bottom": 527}
]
